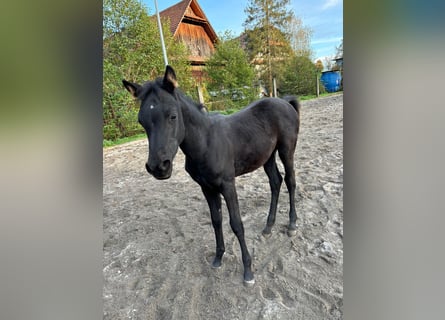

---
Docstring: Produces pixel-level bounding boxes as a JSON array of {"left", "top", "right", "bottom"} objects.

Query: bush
[
  {"left": 279, "top": 55, "right": 319, "bottom": 96},
  {"left": 205, "top": 32, "right": 257, "bottom": 112}
]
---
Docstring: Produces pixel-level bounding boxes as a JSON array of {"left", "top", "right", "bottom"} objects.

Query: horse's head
[{"left": 123, "top": 66, "right": 185, "bottom": 179}]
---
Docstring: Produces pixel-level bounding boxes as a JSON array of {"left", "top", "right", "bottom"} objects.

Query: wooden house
[{"left": 160, "top": 0, "right": 218, "bottom": 82}]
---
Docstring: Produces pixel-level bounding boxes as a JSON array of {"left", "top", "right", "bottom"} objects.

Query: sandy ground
[{"left": 103, "top": 93, "right": 343, "bottom": 319}]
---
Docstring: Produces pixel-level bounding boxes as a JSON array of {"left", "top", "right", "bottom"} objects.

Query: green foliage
[
  {"left": 205, "top": 32, "right": 257, "bottom": 110},
  {"left": 279, "top": 55, "right": 322, "bottom": 96},
  {"left": 103, "top": 0, "right": 194, "bottom": 141}
]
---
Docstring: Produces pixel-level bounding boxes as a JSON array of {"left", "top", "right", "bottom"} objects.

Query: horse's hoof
[
  {"left": 262, "top": 229, "right": 272, "bottom": 238},
  {"left": 287, "top": 228, "right": 297, "bottom": 237},
  {"left": 211, "top": 255, "right": 223, "bottom": 269},
  {"left": 243, "top": 270, "right": 255, "bottom": 286},
  {"left": 243, "top": 277, "right": 255, "bottom": 287}
]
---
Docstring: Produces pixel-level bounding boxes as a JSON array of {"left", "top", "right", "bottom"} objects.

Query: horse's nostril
[
  {"left": 145, "top": 162, "right": 152, "bottom": 173},
  {"left": 160, "top": 160, "right": 171, "bottom": 171}
]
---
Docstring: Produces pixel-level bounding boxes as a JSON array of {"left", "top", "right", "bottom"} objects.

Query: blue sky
[{"left": 142, "top": 0, "right": 342, "bottom": 61}]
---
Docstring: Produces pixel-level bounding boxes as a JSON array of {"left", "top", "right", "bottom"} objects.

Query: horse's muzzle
[{"left": 145, "top": 160, "right": 172, "bottom": 180}]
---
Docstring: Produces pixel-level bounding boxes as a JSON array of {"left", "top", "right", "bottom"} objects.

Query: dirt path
[{"left": 103, "top": 93, "right": 343, "bottom": 319}]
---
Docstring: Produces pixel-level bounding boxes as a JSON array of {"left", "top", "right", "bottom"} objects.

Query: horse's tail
[
  {"left": 283, "top": 95, "right": 300, "bottom": 134},
  {"left": 283, "top": 96, "right": 300, "bottom": 114}
]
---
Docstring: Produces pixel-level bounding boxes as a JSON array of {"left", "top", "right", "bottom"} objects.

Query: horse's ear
[
  {"left": 163, "top": 65, "right": 178, "bottom": 93},
  {"left": 198, "top": 103, "right": 208, "bottom": 114},
  {"left": 122, "top": 80, "right": 142, "bottom": 98}
]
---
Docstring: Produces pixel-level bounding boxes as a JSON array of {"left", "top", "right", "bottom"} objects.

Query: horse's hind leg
[
  {"left": 278, "top": 145, "right": 298, "bottom": 236},
  {"left": 202, "top": 187, "right": 225, "bottom": 268},
  {"left": 262, "top": 151, "right": 283, "bottom": 236}
]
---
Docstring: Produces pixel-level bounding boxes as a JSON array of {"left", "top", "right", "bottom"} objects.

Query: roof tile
[{"left": 159, "top": 0, "right": 191, "bottom": 35}]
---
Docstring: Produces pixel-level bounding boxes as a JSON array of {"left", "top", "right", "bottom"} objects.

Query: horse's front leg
[
  {"left": 221, "top": 181, "right": 255, "bottom": 285},
  {"left": 201, "top": 186, "right": 225, "bottom": 268}
]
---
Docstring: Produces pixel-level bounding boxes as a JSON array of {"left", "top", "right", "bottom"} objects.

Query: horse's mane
[
  {"left": 165, "top": 82, "right": 208, "bottom": 115},
  {"left": 137, "top": 77, "right": 208, "bottom": 115}
]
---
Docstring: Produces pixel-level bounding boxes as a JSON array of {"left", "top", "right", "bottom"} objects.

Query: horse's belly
[{"left": 234, "top": 143, "right": 276, "bottom": 176}]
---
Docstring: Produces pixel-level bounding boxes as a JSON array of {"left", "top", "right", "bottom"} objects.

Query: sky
[{"left": 142, "top": 0, "right": 343, "bottom": 61}]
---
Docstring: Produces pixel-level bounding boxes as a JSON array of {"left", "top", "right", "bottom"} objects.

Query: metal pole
[{"left": 154, "top": 0, "right": 169, "bottom": 66}]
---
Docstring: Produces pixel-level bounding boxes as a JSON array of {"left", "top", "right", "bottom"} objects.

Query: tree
[
  {"left": 315, "top": 59, "right": 324, "bottom": 73},
  {"left": 205, "top": 31, "right": 256, "bottom": 109},
  {"left": 286, "top": 16, "right": 313, "bottom": 58},
  {"left": 335, "top": 39, "right": 343, "bottom": 58},
  {"left": 103, "top": 0, "right": 192, "bottom": 140},
  {"left": 243, "top": 0, "right": 295, "bottom": 95}
]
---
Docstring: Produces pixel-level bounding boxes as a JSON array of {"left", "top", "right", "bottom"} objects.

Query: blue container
[{"left": 320, "top": 71, "right": 342, "bottom": 93}]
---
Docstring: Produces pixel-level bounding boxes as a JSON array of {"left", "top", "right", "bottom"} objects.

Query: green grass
[
  {"left": 299, "top": 91, "right": 342, "bottom": 101},
  {"left": 103, "top": 133, "right": 146, "bottom": 148}
]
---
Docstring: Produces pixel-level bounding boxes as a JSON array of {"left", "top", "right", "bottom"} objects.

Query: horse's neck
[{"left": 179, "top": 98, "right": 211, "bottom": 159}]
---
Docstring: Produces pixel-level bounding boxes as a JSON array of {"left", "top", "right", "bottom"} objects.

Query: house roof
[{"left": 160, "top": 0, "right": 217, "bottom": 43}]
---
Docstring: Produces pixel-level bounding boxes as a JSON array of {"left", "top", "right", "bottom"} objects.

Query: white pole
[
  {"left": 154, "top": 0, "right": 169, "bottom": 66},
  {"left": 273, "top": 77, "right": 277, "bottom": 97},
  {"left": 316, "top": 73, "right": 320, "bottom": 97}
]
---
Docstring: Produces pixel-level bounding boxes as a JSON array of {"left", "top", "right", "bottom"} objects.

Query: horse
[{"left": 123, "top": 66, "right": 300, "bottom": 285}]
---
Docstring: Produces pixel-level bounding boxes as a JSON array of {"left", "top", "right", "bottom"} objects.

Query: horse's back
[
  {"left": 230, "top": 97, "right": 299, "bottom": 135},
  {"left": 242, "top": 97, "right": 298, "bottom": 119}
]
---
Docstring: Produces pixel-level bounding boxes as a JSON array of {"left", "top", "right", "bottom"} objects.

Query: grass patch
[
  {"left": 299, "top": 91, "right": 342, "bottom": 101},
  {"left": 103, "top": 133, "right": 146, "bottom": 148}
]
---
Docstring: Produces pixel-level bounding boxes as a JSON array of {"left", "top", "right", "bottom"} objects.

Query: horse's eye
[{"left": 170, "top": 114, "right": 177, "bottom": 121}]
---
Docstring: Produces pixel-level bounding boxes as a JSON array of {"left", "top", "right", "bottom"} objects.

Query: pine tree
[{"left": 243, "top": 0, "right": 294, "bottom": 95}]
